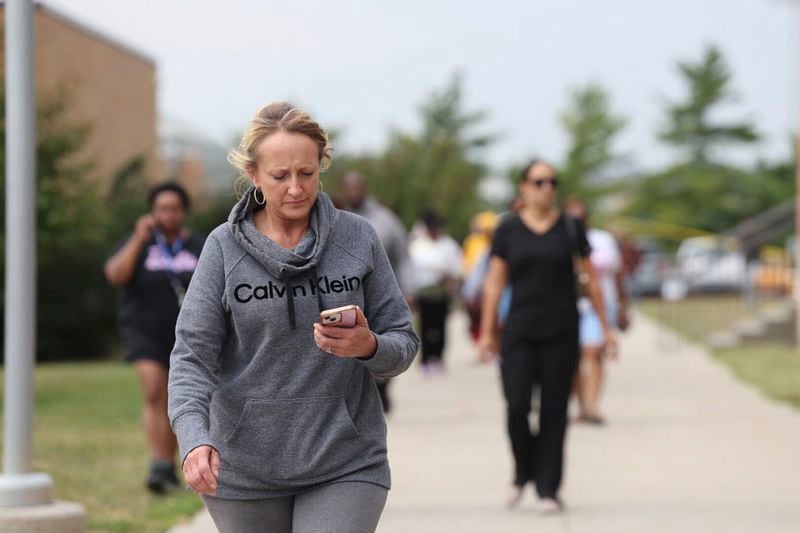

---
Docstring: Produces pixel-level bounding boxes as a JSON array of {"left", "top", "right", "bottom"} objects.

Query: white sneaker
[
  {"left": 506, "top": 485, "right": 524, "bottom": 509},
  {"left": 536, "top": 497, "right": 562, "bottom": 515}
]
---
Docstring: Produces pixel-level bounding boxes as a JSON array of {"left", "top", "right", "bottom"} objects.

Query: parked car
[
  {"left": 676, "top": 236, "right": 746, "bottom": 293},
  {"left": 629, "top": 239, "right": 670, "bottom": 296}
]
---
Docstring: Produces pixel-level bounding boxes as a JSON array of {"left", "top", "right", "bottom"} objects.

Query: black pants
[
  {"left": 500, "top": 329, "right": 579, "bottom": 498},
  {"left": 417, "top": 295, "right": 449, "bottom": 365}
]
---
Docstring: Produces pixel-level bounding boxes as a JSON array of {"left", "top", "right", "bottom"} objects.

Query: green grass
[
  {"left": 714, "top": 344, "right": 800, "bottom": 409},
  {"left": 637, "top": 294, "right": 750, "bottom": 343},
  {"left": 638, "top": 296, "right": 800, "bottom": 410},
  {"left": 0, "top": 361, "right": 203, "bottom": 532}
]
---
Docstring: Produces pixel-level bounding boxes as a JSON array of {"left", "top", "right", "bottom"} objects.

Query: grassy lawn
[
  {"left": 714, "top": 344, "right": 800, "bottom": 409},
  {"left": 0, "top": 361, "right": 203, "bottom": 532},
  {"left": 637, "top": 294, "right": 751, "bottom": 344},
  {"left": 638, "top": 295, "right": 800, "bottom": 410}
]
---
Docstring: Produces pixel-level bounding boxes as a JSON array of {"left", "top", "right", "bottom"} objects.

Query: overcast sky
[{"left": 47, "top": 0, "right": 798, "bottom": 173}]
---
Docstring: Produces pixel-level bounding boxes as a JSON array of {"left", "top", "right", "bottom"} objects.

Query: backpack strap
[
  {"left": 564, "top": 214, "right": 590, "bottom": 297},
  {"left": 564, "top": 214, "right": 580, "bottom": 255}
]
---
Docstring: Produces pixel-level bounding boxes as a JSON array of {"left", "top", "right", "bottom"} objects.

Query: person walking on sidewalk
[
  {"left": 461, "top": 211, "right": 500, "bottom": 342},
  {"left": 409, "top": 210, "right": 462, "bottom": 375},
  {"left": 168, "top": 102, "right": 419, "bottom": 533},
  {"left": 564, "top": 198, "right": 629, "bottom": 425},
  {"left": 341, "top": 171, "right": 413, "bottom": 413},
  {"left": 478, "top": 160, "right": 616, "bottom": 513},
  {"left": 104, "top": 182, "right": 204, "bottom": 494}
]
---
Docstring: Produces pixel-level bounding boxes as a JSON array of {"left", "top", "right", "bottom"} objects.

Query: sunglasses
[{"left": 528, "top": 177, "right": 559, "bottom": 189}]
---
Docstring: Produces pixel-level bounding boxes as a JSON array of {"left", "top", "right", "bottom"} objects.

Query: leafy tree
[
  {"left": 559, "top": 83, "right": 627, "bottom": 201},
  {"left": 752, "top": 137, "right": 796, "bottom": 204},
  {"left": 188, "top": 192, "right": 238, "bottom": 236},
  {"left": 327, "top": 73, "right": 495, "bottom": 240},
  {"left": 659, "top": 45, "right": 759, "bottom": 166},
  {"left": 625, "top": 45, "right": 775, "bottom": 233},
  {"left": 0, "top": 82, "right": 122, "bottom": 360},
  {"left": 624, "top": 163, "right": 768, "bottom": 233}
]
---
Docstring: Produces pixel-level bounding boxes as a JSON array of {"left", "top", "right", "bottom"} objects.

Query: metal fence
[{"left": 622, "top": 204, "right": 796, "bottom": 350}]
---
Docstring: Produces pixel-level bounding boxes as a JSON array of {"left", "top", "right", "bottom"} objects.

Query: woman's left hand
[{"left": 313, "top": 306, "right": 378, "bottom": 359}]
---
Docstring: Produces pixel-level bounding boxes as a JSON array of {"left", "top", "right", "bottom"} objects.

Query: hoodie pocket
[{"left": 221, "top": 396, "right": 364, "bottom": 484}]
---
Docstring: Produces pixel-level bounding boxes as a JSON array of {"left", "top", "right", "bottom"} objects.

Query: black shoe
[{"left": 146, "top": 459, "right": 179, "bottom": 494}]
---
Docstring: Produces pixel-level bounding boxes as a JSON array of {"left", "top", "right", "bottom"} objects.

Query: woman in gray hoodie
[{"left": 167, "top": 102, "right": 419, "bottom": 533}]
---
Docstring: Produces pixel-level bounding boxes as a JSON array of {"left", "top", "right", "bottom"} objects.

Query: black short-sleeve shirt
[
  {"left": 111, "top": 232, "right": 205, "bottom": 365},
  {"left": 490, "top": 214, "right": 590, "bottom": 342}
]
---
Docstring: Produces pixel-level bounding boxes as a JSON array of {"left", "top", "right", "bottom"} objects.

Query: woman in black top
[
  {"left": 104, "top": 183, "right": 205, "bottom": 494},
  {"left": 478, "top": 160, "right": 616, "bottom": 512}
]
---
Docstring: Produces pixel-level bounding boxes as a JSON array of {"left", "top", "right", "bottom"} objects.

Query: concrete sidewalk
[{"left": 170, "top": 311, "right": 800, "bottom": 532}]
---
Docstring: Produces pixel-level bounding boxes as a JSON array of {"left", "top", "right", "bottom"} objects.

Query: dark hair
[
  {"left": 421, "top": 209, "right": 444, "bottom": 229},
  {"left": 518, "top": 159, "right": 558, "bottom": 184},
  {"left": 148, "top": 182, "right": 191, "bottom": 211}
]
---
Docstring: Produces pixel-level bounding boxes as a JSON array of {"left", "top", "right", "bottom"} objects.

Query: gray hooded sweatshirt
[{"left": 167, "top": 189, "right": 420, "bottom": 499}]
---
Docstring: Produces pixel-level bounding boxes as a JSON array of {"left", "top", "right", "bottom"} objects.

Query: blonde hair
[{"left": 228, "top": 102, "right": 333, "bottom": 194}]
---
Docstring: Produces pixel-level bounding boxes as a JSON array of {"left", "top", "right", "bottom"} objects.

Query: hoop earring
[
  {"left": 317, "top": 180, "right": 324, "bottom": 194},
  {"left": 253, "top": 187, "right": 266, "bottom": 206}
]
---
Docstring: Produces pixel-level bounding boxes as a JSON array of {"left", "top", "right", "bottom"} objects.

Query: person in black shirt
[
  {"left": 104, "top": 183, "right": 204, "bottom": 494},
  {"left": 478, "top": 160, "right": 616, "bottom": 513}
]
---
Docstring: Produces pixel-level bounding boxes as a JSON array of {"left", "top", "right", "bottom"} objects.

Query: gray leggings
[{"left": 202, "top": 481, "right": 388, "bottom": 533}]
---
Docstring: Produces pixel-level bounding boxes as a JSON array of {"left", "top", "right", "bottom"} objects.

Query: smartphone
[{"left": 320, "top": 304, "right": 358, "bottom": 327}]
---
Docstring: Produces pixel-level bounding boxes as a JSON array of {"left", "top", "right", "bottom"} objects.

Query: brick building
[{"left": 0, "top": 2, "right": 163, "bottom": 188}]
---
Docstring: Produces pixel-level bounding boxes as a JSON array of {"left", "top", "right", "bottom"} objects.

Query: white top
[
  {"left": 409, "top": 233, "right": 463, "bottom": 291},
  {"left": 579, "top": 228, "right": 621, "bottom": 311}
]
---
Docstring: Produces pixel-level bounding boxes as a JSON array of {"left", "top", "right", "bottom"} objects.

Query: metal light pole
[
  {"left": 796, "top": 137, "right": 800, "bottom": 350},
  {"left": 0, "top": 0, "right": 54, "bottom": 507},
  {"left": 792, "top": 0, "right": 800, "bottom": 348}
]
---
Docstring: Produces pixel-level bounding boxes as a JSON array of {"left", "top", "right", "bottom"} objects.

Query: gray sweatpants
[{"left": 202, "top": 481, "right": 388, "bottom": 533}]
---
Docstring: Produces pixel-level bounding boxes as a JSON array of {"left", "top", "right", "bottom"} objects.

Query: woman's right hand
[
  {"left": 183, "top": 445, "right": 220, "bottom": 495},
  {"left": 133, "top": 214, "right": 155, "bottom": 243},
  {"left": 602, "top": 328, "right": 620, "bottom": 360},
  {"left": 477, "top": 333, "right": 499, "bottom": 364}
]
